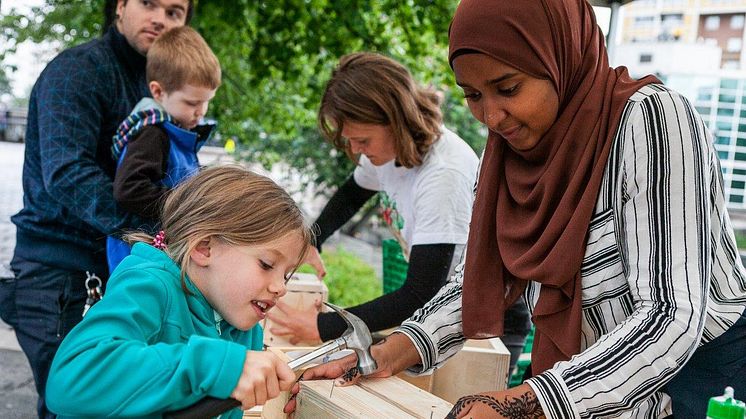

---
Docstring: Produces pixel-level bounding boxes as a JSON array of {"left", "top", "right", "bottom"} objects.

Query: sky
[
  {"left": 0, "top": 2, "right": 611, "bottom": 101},
  {"left": 1, "top": 0, "right": 50, "bottom": 99}
]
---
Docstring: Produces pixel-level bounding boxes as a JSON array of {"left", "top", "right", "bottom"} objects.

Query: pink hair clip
[{"left": 153, "top": 230, "right": 167, "bottom": 250}]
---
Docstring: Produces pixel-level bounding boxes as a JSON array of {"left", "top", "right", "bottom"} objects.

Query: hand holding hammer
[{"left": 164, "top": 303, "right": 378, "bottom": 419}]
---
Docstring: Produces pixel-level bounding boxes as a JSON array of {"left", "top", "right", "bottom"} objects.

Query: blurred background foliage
[
  {"left": 297, "top": 248, "right": 382, "bottom": 306},
  {"left": 1, "top": 0, "right": 486, "bottom": 192}
]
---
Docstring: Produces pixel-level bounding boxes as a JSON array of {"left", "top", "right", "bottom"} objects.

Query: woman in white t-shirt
[{"left": 266, "top": 52, "right": 533, "bottom": 347}]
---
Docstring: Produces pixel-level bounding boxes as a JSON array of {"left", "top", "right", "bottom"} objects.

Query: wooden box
[
  {"left": 397, "top": 337, "right": 511, "bottom": 403},
  {"left": 262, "top": 273, "right": 328, "bottom": 347}
]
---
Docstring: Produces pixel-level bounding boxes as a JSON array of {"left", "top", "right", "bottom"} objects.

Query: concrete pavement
[{"left": 0, "top": 141, "right": 35, "bottom": 419}]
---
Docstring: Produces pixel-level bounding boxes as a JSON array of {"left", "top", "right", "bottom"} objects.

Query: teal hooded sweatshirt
[{"left": 47, "top": 242, "right": 263, "bottom": 418}]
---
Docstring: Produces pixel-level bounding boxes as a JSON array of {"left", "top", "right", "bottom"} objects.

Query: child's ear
[
  {"left": 149, "top": 81, "right": 165, "bottom": 101},
  {"left": 189, "top": 239, "right": 211, "bottom": 267}
]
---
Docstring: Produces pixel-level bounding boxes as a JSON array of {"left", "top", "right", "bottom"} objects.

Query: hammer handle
[
  {"left": 164, "top": 338, "right": 345, "bottom": 418},
  {"left": 287, "top": 338, "right": 345, "bottom": 370},
  {"left": 163, "top": 397, "right": 240, "bottom": 419}
]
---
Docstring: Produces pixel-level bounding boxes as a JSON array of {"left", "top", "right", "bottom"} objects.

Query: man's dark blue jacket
[{"left": 12, "top": 26, "right": 148, "bottom": 275}]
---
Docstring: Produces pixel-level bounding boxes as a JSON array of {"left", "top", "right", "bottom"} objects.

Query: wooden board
[
  {"left": 262, "top": 273, "right": 328, "bottom": 347},
  {"left": 396, "top": 370, "right": 434, "bottom": 393},
  {"left": 258, "top": 347, "right": 452, "bottom": 419},
  {"left": 295, "top": 380, "right": 418, "bottom": 419},
  {"left": 357, "top": 377, "right": 452, "bottom": 418},
  {"left": 257, "top": 346, "right": 313, "bottom": 419},
  {"left": 295, "top": 378, "right": 452, "bottom": 419},
  {"left": 429, "top": 338, "right": 511, "bottom": 403}
]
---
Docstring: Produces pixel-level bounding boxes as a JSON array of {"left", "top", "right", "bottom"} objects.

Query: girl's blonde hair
[
  {"left": 318, "top": 52, "right": 443, "bottom": 168},
  {"left": 125, "top": 165, "right": 312, "bottom": 290}
]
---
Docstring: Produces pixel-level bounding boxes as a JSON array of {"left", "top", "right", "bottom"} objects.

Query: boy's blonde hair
[
  {"left": 318, "top": 52, "right": 443, "bottom": 168},
  {"left": 126, "top": 165, "right": 313, "bottom": 290},
  {"left": 146, "top": 26, "right": 221, "bottom": 92}
]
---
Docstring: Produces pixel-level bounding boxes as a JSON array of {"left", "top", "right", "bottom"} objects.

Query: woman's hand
[
  {"left": 302, "top": 246, "right": 326, "bottom": 279},
  {"left": 446, "top": 384, "right": 545, "bottom": 419},
  {"left": 266, "top": 300, "right": 323, "bottom": 345},
  {"left": 230, "top": 350, "right": 295, "bottom": 410},
  {"left": 283, "top": 332, "right": 422, "bottom": 414}
]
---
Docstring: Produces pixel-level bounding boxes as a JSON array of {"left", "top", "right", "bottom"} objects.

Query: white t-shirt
[{"left": 353, "top": 126, "right": 479, "bottom": 254}]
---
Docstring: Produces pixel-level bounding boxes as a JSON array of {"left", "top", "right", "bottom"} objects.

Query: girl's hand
[
  {"left": 302, "top": 246, "right": 326, "bottom": 279},
  {"left": 230, "top": 350, "right": 295, "bottom": 410},
  {"left": 446, "top": 385, "right": 545, "bottom": 419},
  {"left": 266, "top": 300, "right": 323, "bottom": 345},
  {"left": 283, "top": 332, "right": 421, "bottom": 414}
]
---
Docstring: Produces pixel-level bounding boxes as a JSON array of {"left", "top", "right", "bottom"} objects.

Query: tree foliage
[
  {"left": 1, "top": 0, "right": 484, "bottom": 192},
  {"left": 0, "top": 67, "right": 11, "bottom": 96}
]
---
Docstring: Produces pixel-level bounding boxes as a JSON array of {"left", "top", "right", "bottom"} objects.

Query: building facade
[
  {"left": 665, "top": 72, "right": 746, "bottom": 208},
  {"left": 620, "top": 0, "right": 746, "bottom": 68},
  {"left": 618, "top": 0, "right": 746, "bottom": 209}
]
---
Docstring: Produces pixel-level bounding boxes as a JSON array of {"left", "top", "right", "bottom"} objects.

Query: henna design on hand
[
  {"left": 446, "top": 393, "right": 543, "bottom": 419},
  {"left": 341, "top": 366, "right": 359, "bottom": 382}
]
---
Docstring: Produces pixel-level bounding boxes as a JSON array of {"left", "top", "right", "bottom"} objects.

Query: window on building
[
  {"left": 716, "top": 136, "right": 732, "bottom": 145},
  {"left": 634, "top": 15, "right": 655, "bottom": 29},
  {"left": 719, "top": 92, "right": 737, "bottom": 103},
  {"left": 721, "top": 79, "right": 739, "bottom": 89},
  {"left": 662, "top": 13, "right": 683, "bottom": 26},
  {"left": 698, "top": 89, "right": 714, "bottom": 100},
  {"left": 639, "top": 53, "right": 653, "bottom": 63},
  {"left": 705, "top": 15, "right": 721, "bottom": 31},
  {"left": 719, "top": 107, "right": 736, "bottom": 117},
  {"left": 727, "top": 38, "right": 742, "bottom": 52},
  {"left": 731, "top": 14, "right": 745, "bottom": 29},
  {"left": 723, "top": 60, "right": 741, "bottom": 69},
  {"left": 718, "top": 121, "right": 733, "bottom": 132}
]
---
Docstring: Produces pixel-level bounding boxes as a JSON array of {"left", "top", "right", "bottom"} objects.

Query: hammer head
[{"left": 324, "top": 302, "right": 378, "bottom": 375}]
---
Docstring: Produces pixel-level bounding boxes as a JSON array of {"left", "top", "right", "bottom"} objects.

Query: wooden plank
[
  {"left": 259, "top": 346, "right": 311, "bottom": 419},
  {"left": 260, "top": 347, "right": 452, "bottom": 418},
  {"left": 395, "top": 370, "right": 434, "bottom": 393},
  {"left": 358, "top": 377, "right": 452, "bottom": 418},
  {"left": 243, "top": 406, "right": 262, "bottom": 417},
  {"left": 262, "top": 273, "right": 328, "bottom": 347},
  {"left": 430, "top": 338, "right": 511, "bottom": 403},
  {"left": 296, "top": 380, "right": 418, "bottom": 419}
]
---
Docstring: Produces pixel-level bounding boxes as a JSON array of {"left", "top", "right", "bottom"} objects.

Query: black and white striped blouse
[{"left": 397, "top": 84, "right": 746, "bottom": 418}]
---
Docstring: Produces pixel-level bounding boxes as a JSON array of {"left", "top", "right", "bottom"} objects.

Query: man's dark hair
[{"left": 102, "top": 0, "right": 194, "bottom": 35}]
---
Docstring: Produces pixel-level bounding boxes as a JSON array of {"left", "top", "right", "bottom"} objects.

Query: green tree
[
  {"left": 0, "top": 66, "right": 11, "bottom": 96},
  {"left": 1, "top": 0, "right": 484, "bottom": 191}
]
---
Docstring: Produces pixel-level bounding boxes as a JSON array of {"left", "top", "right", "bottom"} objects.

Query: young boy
[{"left": 107, "top": 26, "right": 221, "bottom": 272}]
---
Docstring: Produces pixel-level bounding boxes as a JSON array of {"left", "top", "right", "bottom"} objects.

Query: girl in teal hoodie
[{"left": 46, "top": 165, "right": 313, "bottom": 418}]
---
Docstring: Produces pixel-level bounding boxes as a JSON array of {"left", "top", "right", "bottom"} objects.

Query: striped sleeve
[{"left": 527, "top": 88, "right": 712, "bottom": 418}]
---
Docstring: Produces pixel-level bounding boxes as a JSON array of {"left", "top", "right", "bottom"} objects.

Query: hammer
[{"left": 163, "top": 302, "right": 377, "bottom": 419}]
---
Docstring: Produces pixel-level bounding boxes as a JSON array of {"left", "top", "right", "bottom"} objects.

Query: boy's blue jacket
[
  {"left": 107, "top": 98, "right": 213, "bottom": 272},
  {"left": 47, "top": 242, "right": 263, "bottom": 418}
]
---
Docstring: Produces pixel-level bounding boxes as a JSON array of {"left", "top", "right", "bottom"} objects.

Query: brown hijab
[{"left": 452, "top": 0, "right": 660, "bottom": 374}]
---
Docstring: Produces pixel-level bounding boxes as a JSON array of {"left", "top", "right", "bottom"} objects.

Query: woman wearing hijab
[{"left": 287, "top": 0, "right": 746, "bottom": 418}]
